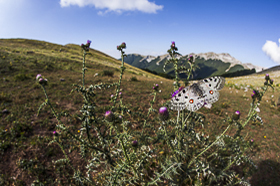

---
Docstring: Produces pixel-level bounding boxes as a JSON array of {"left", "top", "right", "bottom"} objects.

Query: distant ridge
[{"left": 121, "top": 52, "right": 264, "bottom": 80}]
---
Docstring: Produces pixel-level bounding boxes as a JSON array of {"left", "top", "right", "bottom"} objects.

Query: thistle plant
[{"left": 36, "top": 40, "right": 272, "bottom": 185}]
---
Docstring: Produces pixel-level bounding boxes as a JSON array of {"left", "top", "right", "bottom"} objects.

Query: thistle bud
[
  {"left": 132, "top": 140, "right": 138, "bottom": 147},
  {"left": 121, "top": 42, "right": 126, "bottom": 49},
  {"left": 159, "top": 107, "right": 169, "bottom": 121},
  {"left": 171, "top": 41, "right": 175, "bottom": 49},
  {"left": 36, "top": 74, "right": 42, "bottom": 81},
  {"left": 188, "top": 55, "right": 194, "bottom": 63},
  {"left": 86, "top": 40, "right": 91, "bottom": 47},
  {"left": 265, "top": 74, "right": 270, "bottom": 81},
  {"left": 232, "top": 110, "right": 240, "bottom": 120},
  {"left": 105, "top": 111, "right": 114, "bottom": 122},
  {"left": 270, "top": 79, "right": 274, "bottom": 85}
]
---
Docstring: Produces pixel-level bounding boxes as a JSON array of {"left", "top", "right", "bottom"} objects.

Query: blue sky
[{"left": 1, "top": 0, "right": 280, "bottom": 68}]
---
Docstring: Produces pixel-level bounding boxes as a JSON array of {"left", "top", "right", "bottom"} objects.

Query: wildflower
[
  {"left": 188, "top": 55, "right": 194, "bottom": 63},
  {"left": 105, "top": 111, "right": 114, "bottom": 122},
  {"left": 121, "top": 42, "right": 126, "bottom": 49},
  {"left": 53, "top": 131, "right": 59, "bottom": 136},
  {"left": 119, "top": 115, "right": 122, "bottom": 119},
  {"left": 117, "top": 45, "right": 121, "bottom": 50},
  {"left": 232, "top": 110, "right": 240, "bottom": 120},
  {"left": 153, "top": 84, "right": 159, "bottom": 91},
  {"left": 265, "top": 74, "right": 270, "bottom": 81},
  {"left": 86, "top": 40, "right": 91, "bottom": 47},
  {"left": 119, "top": 92, "right": 122, "bottom": 98},
  {"left": 264, "top": 136, "right": 266, "bottom": 139},
  {"left": 111, "top": 94, "right": 114, "bottom": 98},
  {"left": 38, "top": 78, "right": 47, "bottom": 85},
  {"left": 132, "top": 140, "right": 138, "bottom": 147},
  {"left": 171, "top": 41, "right": 175, "bottom": 48},
  {"left": 159, "top": 151, "right": 164, "bottom": 154},
  {"left": 270, "top": 79, "right": 274, "bottom": 85},
  {"left": 78, "top": 130, "right": 80, "bottom": 133},
  {"left": 251, "top": 139, "right": 254, "bottom": 142},
  {"left": 159, "top": 107, "right": 169, "bottom": 121},
  {"left": 36, "top": 74, "right": 42, "bottom": 81}
]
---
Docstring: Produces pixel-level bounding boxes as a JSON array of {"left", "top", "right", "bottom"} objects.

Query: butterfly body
[{"left": 169, "top": 76, "right": 225, "bottom": 112}]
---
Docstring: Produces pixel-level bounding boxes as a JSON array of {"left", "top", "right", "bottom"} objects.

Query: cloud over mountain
[
  {"left": 60, "top": 0, "right": 163, "bottom": 14},
  {"left": 262, "top": 39, "right": 280, "bottom": 64}
]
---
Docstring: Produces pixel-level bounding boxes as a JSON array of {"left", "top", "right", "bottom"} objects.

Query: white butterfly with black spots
[{"left": 169, "top": 76, "right": 225, "bottom": 112}]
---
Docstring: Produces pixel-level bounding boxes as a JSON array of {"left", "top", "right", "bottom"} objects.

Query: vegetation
[{"left": 0, "top": 39, "right": 280, "bottom": 185}]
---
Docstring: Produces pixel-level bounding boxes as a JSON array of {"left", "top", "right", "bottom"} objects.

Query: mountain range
[{"left": 120, "top": 52, "right": 265, "bottom": 80}]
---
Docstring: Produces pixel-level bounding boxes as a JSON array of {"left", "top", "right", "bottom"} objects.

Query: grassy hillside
[{"left": 0, "top": 38, "right": 280, "bottom": 185}]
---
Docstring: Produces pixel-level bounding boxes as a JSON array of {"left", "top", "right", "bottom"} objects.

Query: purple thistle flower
[
  {"left": 36, "top": 74, "right": 42, "bottom": 81},
  {"left": 87, "top": 40, "right": 91, "bottom": 45},
  {"left": 270, "top": 79, "right": 274, "bottom": 84},
  {"left": 251, "top": 139, "right": 254, "bottom": 142},
  {"left": 171, "top": 41, "right": 175, "bottom": 45},
  {"left": 265, "top": 74, "right": 270, "bottom": 81},
  {"left": 39, "top": 78, "right": 44, "bottom": 84},
  {"left": 105, "top": 111, "right": 114, "bottom": 122},
  {"left": 159, "top": 107, "right": 169, "bottom": 120},
  {"left": 232, "top": 110, "right": 240, "bottom": 120},
  {"left": 132, "top": 140, "right": 138, "bottom": 147}
]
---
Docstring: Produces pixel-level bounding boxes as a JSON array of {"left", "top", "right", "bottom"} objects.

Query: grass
[{"left": 0, "top": 38, "right": 280, "bottom": 185}]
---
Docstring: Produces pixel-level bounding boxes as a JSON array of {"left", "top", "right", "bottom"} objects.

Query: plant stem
[{"left": 187, "top": 124, "right": 231, "bottom": 168}]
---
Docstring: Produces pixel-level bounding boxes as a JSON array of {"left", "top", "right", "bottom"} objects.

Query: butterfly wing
[
  {"left": 200, "top": 76, "right": 225, "bottom": 91},
  {"left": 198, "top": 76, "right": 225, "bottom": 105},
  {"left": 169, "top": 85, "right": 205, "bottom": 112},
  {"left": 199, "top": 83, "right": 220, "bottom": 104}
]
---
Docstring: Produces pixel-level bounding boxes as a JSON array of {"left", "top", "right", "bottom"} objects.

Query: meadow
[{"left": 0, "top": 39, "right": 280, "bottom": 185}]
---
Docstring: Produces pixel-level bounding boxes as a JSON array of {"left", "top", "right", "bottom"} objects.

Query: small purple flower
[
  {"left": 270, "top": 79, "right": 274, "bottom": 84},
  {"left": 159, "top": 107, "right": 169, "bottom": 120},
  {"left": 36, "top": 74, "right": 42, "bottom": 81},
  {"left": 232, "top": 110, "right": 240, "bottom": 120},
  {"left": 105, "top": 111, "right": 114, "bottom": 122},
  {"left": 171, "top": 41, "right": 175, "bottom": 45},
  {"left": 189, "top": 55, "right": 194, "bottom": 63},
  {"left": 53, "top": 131, "right": 56, "bottom": 134},
  {"left": 156, "top": 84, "right": 158, "bottom": 87},
  {"left": 111, "top": 94, "right": 114, "bottom": 98},
  {"left": 121, "top": 42, "right": 126, "bottom": 48},
  {"left": 251, "top": 139, "right": 254, "bottom": 142},
  {"left": 87, "top": 40, "right": 91, "bottom": 45},
  {"left": 132, "top": 140, "right": 138, "bottom": 147},
  {"left": 39, "top": 78, "right": 44, "bottom": 84},
  {"left": 265, "top": 74, "right": 270, "bottom": 81}
]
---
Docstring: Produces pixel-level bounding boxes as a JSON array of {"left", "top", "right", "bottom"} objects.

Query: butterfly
[{"left": 169, "top": 76, "right": 225, "bottom": 112}]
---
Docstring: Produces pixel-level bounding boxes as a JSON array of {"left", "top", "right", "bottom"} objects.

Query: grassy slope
[{"left": 0, "top": 38, "right": 280, "bottom": 185}]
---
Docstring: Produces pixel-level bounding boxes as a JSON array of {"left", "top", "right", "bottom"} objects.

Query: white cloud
[
  {"left": 262, "top": 39, "right": 280, "bottom": 64},
  {"left": 60, "top": 0, "right": 163, "bottom": 14}
]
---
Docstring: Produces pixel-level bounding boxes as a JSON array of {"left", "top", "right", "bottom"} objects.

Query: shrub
[
  {"left": 102, "top": 70, "right": 114, "bottom": 77},
  {"left": 130, "top": 76, "right": 138, "bottom": 81}
]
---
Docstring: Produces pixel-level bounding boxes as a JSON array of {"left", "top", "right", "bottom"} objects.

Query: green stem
[
  {"left": 187, "top": 124, "right": 231, "bottom": 168},
  {"left": 82, "top": 51, "right": 86, "bottom": 88},
  {"left": 119, "top": 137, "right": 137, "bottom": 177}
]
